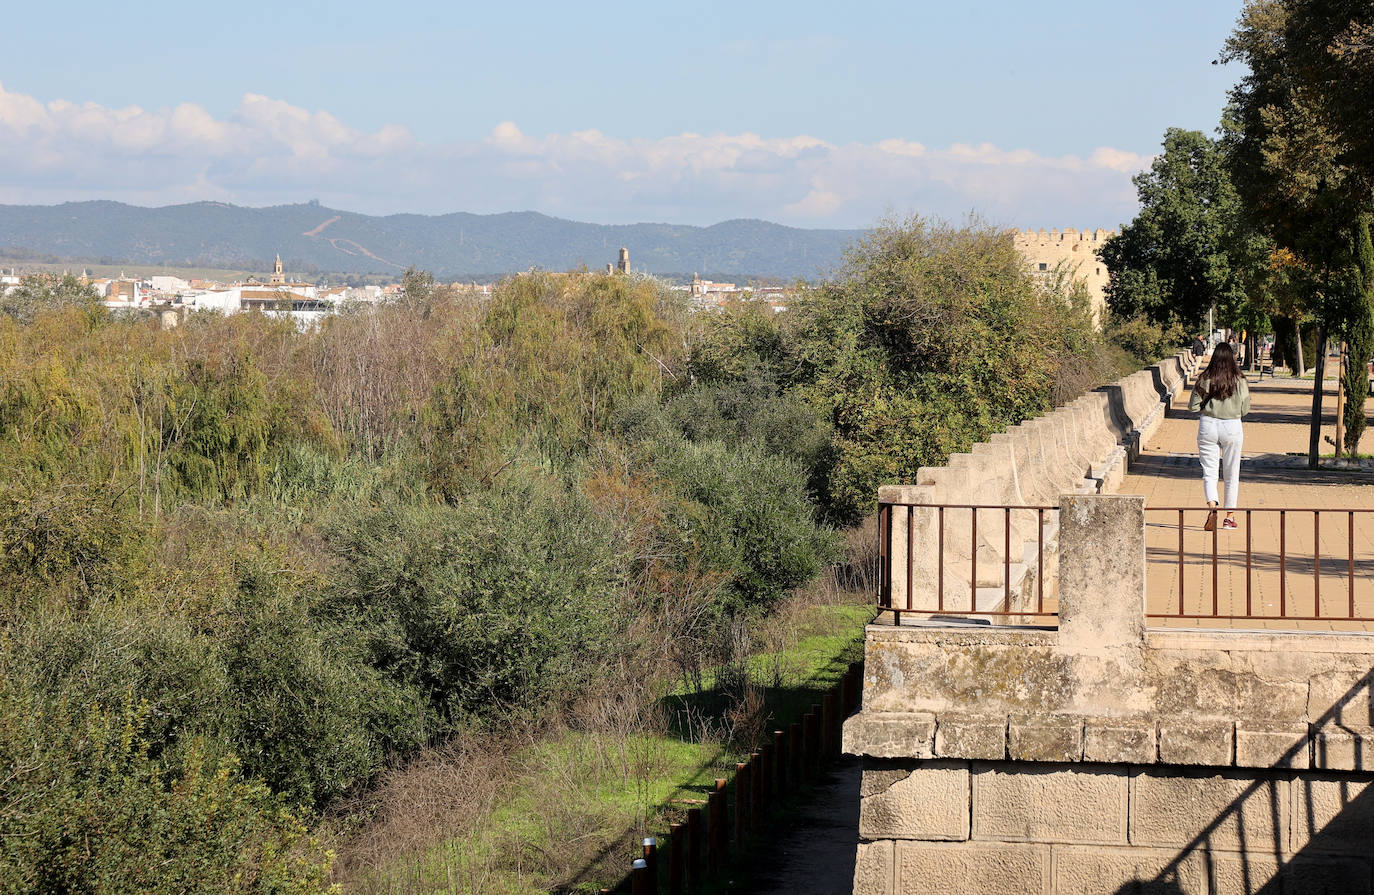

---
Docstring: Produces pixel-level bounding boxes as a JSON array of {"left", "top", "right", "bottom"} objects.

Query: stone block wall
[
  {"left": 854, "top": 759, "right": 1374, "bottom": 895},
  {"left": 851, "top": 496, "right": 1374, "bottom": 893}
]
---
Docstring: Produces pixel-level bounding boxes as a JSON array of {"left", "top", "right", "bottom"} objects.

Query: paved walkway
[{"left": 1119, "top": 370, "right": 1374, "bottom": 630}]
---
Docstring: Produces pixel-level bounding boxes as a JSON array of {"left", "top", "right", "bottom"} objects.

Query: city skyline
[{"left": 0, "top": 1, "right": 1245, "bottom": 229}]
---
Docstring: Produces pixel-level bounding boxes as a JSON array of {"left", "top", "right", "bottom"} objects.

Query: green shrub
[
  {"left": 0, "top": 688, "right": 336, "bottom": 894},
  {"left": 643, "top": 435, "right": 839, "bottom": 613},
  {"left": 324, "top": 476, "right": 632, "bottom": 725},
  {"left": 1104, "top": 313, "right": 1187, "bottom": 365}
]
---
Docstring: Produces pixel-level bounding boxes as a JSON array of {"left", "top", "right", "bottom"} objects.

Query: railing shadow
[{"left": 1121, "top": 671, "right": 1374, "bottom": 893}]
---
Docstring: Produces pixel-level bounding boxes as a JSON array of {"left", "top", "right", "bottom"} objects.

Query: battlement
[{"left": 1012, "top": 227, "right": 1116, "bottom": 247}]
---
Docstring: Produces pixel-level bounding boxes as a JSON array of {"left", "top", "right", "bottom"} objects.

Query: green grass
[{"left": 346, "top": 599, "right": 874, "bottom": 895}]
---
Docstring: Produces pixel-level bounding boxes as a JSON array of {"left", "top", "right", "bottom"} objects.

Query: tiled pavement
[{"left": 1118, "top": 372, "right": 1374, "bottom": 631}]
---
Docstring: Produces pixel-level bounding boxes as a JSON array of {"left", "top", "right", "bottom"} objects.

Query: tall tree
[
  {"left": 1099, "top": 129, "right": 1251, "bottom": 332},
  {"left": 1341, "top": 214, "right": 1374, "bottom": 453},
  {"left": 1222, "top": 0, "right": 1374, "bottom": 466}
]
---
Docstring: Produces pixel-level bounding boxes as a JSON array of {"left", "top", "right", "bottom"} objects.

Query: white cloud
[{"left": 0, "top": 82, "right": 1145, "bottom": 228}]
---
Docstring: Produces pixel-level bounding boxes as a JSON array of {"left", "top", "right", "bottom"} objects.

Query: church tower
[
  {"left": 270, "top": 254, "right": 286, "bottom": 285},
  {"left": 616, "top": 247, "right": 630, "bottom": 275}
]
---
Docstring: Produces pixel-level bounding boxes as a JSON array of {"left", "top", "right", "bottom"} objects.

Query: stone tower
[
  {"left": 617, "top": 247, "right": 630, "bottom": 275},
  {"left": 270, "top": 254, "right": 286, "bottom": 285}
]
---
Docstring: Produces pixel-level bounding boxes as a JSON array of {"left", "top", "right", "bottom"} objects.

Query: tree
[
  {"left": 0, "top": 272, "right": 103, "bottom": 324},
  {"left": 1223, "top": 0, "right": 1374, "bottom": 466},
  {"left": 1098, "top": 129, "right": 1252, "bottom": 332},
  {"left": 1341, "top": 214, "right": 1374, "bottom": 452}
]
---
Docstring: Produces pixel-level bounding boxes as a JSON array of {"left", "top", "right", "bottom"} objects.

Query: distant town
[{"left": 0, "top": 246, "right": 803, "bottom": 327}]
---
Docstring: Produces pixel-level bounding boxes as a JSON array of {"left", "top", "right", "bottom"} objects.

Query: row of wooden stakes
[{"left": 605, "top": 660, "right": 865, "bottom": 895}]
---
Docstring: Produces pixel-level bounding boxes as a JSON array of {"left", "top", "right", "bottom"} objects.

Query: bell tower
[{"left": 270, "top": 254, "right": 286, "bottom": 285}]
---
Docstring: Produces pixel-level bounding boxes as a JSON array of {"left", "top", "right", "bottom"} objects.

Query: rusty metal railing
[
  {"left": 1145, "top": 507, "right": 1374, "bottom": 622},
  {"left": 876, "top": 501, "right": 1060, "bottom": 622}
]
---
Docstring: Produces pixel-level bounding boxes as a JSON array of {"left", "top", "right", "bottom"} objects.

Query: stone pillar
[
  {"left": 1058, "top": 495, "right": 1148, "bottom": 716},
  {"left": 1058, "top": 495, "right": 1144, "bottom": 648}
]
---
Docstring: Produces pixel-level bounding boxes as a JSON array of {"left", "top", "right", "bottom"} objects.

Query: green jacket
[{"left": 1188, "top": 375, "right": 1251, "bottom": 419}]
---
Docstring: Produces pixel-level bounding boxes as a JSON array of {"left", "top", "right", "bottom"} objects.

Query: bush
[
  {"left": 324, "top": 477, "right": 633, "bottom": 725},
  {"left": 0, "top": 687, "right": 336, "bottom": 894},
  {"left": 1104, "top": 313, "right": 1187, "bottom": 365},
  {"left": 643, "top": 435, "right": 839, "bottom": 614}
]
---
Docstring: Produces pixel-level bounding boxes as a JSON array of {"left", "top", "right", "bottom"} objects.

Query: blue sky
[{"left": 0, "top": 1, "right": 1245, "bottom": 229}]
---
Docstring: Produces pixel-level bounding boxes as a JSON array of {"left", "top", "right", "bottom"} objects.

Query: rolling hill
[{"left": 0, "top": 201, "right": 863, "bottom": 280}]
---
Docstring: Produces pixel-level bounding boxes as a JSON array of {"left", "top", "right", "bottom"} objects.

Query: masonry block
[
  {"left": 972, "top": 763, "right": 1127, "bottom": 845},
  {"left": 1313, "top": 727, "right": 1374, "bottom": 771},
  {"left": 1084, "top": 719, "right": 1156, "bottom": 763},
  {"left": 1158, "top": 719, "right": 1234, "bottom": 767},
  {"left": 1210, "top": 853, "right": 1281, "bottom": 894},
  {"left": 1008, "top": 715, "right": 1084, "bottom": 763},
  {"left": 895, "top": 842, "right": 1049, "bottom": 895},
  {"left": 1235, "top": 723, "right": 1310, "bottom": 769},
  {"left": 1051, "top": 844, "right": 1207, "bottom": 894},
  {"left": 844, "top": 712, "right": 936, "bottom": 759},
  {"left": 859, "top": 761, "right": 970, "bottom": 841},
  {"left": 1130, "top": 768, "right": 1287, "bottom": 851},
  {"left": 1290, "top": 774, "right": 1374, "bottom": 855},
  {"left": 853, "top": 840, "right": 895, "bottom": 895},
  {"left": 934, "top": 715, "right": 1006, "bottom": 760}
]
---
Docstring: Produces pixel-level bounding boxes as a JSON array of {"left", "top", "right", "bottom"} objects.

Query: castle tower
[
  {"left": 617, "top": 247, "right": 630, "bottom": 275},
  {"left": 270, "top": 254, "right": 286, "bottom": 285}
]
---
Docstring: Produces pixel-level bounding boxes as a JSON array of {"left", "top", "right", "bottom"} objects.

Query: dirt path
[{"left": 733, "top": 758, "right": 861, "bottom": 894}]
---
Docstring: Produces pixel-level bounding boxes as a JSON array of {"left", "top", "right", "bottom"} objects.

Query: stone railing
[{"left": 879, "top": 351, "right": 1196, "bottom": 614}]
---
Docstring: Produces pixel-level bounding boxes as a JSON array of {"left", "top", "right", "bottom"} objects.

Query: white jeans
[{"left": 1197, "top": 416, "right": 1243, "bottom": 508}]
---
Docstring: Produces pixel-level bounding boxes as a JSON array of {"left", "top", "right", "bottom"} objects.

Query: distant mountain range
[{"left": 0, "top": 201, "right": 863, "bottom": 280}]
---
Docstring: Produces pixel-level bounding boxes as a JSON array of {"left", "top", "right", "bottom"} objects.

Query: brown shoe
[{"left": 1203, "top": 511, "right": 1217, "bottom": 532}]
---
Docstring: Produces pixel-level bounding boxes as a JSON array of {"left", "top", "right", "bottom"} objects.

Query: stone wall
[
  {"left": 881, "top": 351, "right": 1196, "bottom": 614},
  {"left": 854, "top": 760, "right": 1374, "bottom": 895},
  {"left": 848, "top": 496, "right": 1374, "bottom": 894},
  {"left": 1013, "top": 228, "right": 1117, "bottom": 325}
]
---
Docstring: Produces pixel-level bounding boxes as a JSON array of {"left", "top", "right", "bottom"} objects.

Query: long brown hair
[{"left": 1202, "top": 341, "right": 1241, "bottom": 400}]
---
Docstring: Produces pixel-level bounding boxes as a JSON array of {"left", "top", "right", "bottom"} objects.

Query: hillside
[{"left": 0, "top": 200, "right": 862, "bottom": 280}]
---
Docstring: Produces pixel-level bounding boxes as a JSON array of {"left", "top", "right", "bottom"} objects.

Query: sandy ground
[{"left": 1119, "top": 372, "right": 1374, "bottom": 630}]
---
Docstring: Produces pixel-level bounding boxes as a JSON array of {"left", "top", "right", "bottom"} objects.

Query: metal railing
[
  {"left": 1145, "top": 507, "right": 1374, "bottom": 622},
  {"left": 876, "top": 501, "right": 1059, "bottom": 621}
]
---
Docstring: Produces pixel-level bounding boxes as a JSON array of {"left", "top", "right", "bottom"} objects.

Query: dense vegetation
[{"left": 0, "top": 218, "right": 1125, "bottom": 892}]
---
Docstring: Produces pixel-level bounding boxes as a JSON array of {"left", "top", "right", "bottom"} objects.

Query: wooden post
[
  {"left": 631, "top": 858, "right": 652, "bottom": 895},
  {"left": 789, "top": 722, "right": 803, "bottom": 783},
  {"left": 773, "top": 730, "right": 787, "bottom": 796},
  {"left": 708, "top": 778, "right": 727, "bottom": 872},
  {"left": 642, "top": 837, "right": 658, "bottom": 893},
  {"left": 667, "top": 824, "right": 684, "bottom": 895},
  {"left": 734, "top": 762, "right": 750, "bottom": 843},
  {"left": 749, "top": 752, "right": 763, "bottom": 829},
  {"left": 823, "top": 690, "right": 838, "bottom": 758},
  {"left": 803, "top": 709, "right": 819, "bottom": 778},
  {"left": 685, "top": 807, "right": 702, "bottom": 893}
]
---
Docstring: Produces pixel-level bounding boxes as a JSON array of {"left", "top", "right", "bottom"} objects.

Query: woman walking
[{"left": 1189, "top": 341, "right": 1251, "bottom": 531}]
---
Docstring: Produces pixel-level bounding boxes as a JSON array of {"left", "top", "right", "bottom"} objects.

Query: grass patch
[{"left": 336, "top": 596, "right": 874, "bottom": 895}]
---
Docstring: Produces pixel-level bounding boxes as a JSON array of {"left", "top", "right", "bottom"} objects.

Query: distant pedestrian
[
  {"left": 1189, "top": 341, "right": 1251, "bottom": 531},
  {"left": 1191, "top": 335, "right": 1206, "bottom": 357}
]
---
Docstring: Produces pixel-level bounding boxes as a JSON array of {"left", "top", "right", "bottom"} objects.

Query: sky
[{"left": 0, "top": 1, "right": 1246, "bottom": 230}]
